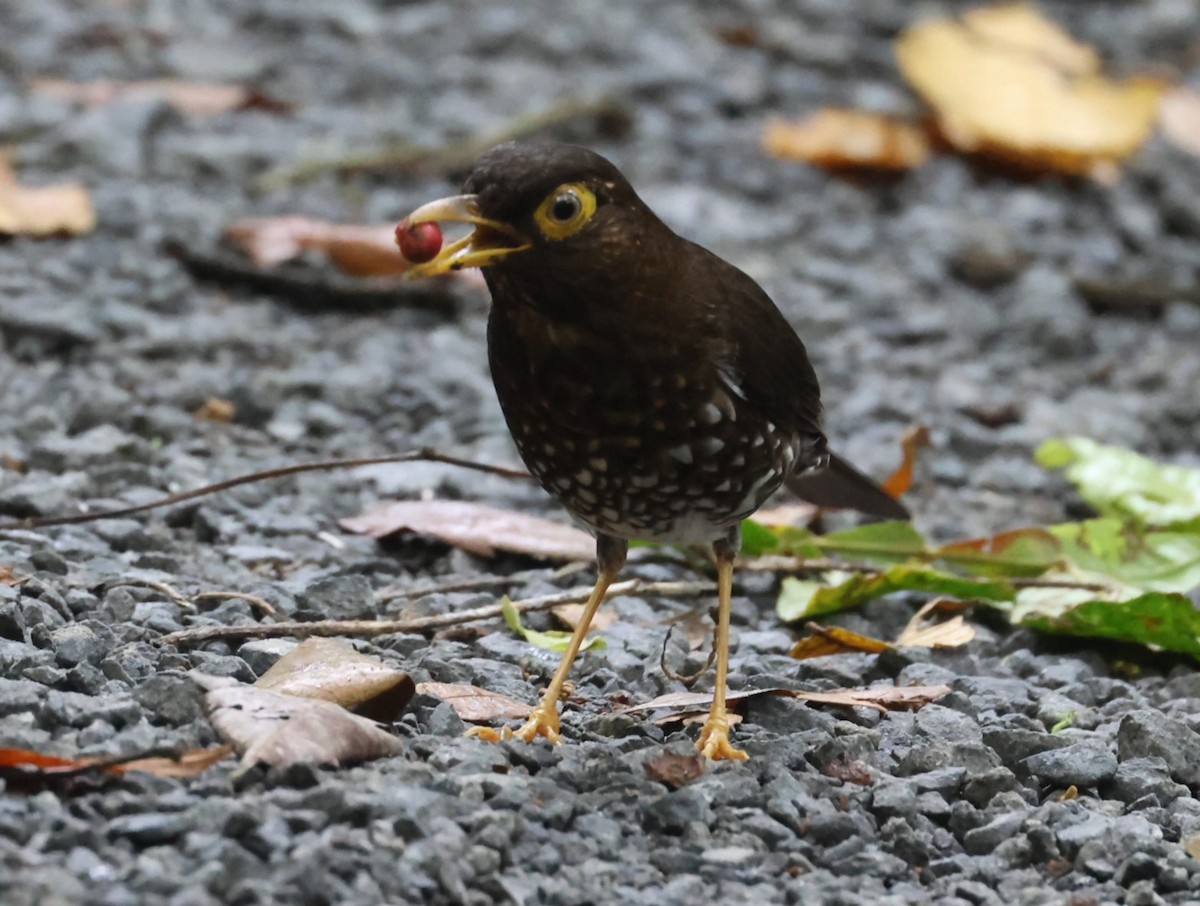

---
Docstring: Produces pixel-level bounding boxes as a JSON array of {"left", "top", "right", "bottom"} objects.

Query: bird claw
[
  {"left": 513, "top": 704, "right": 562, "bottom": 744},
  {"left": 466, "top": 704, "right": 562, "bottom": 746},
  {"left": 697, "top": 715, "right": 748, "bottom": 761}
]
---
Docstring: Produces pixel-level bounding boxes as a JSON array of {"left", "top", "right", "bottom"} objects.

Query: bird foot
[
  {"left": 697, "top": 714, "right": 748, "bottom": 761},
  {"left": 466, "top": 704, "right": 562, "bottom": 746}
]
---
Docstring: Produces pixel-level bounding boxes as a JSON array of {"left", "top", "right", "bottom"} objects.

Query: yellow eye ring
[{"left": 534, "top": 183, "right": 597, "bottom": 240}]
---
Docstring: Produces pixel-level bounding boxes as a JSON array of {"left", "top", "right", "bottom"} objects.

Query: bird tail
[{"left": 785, "top": 451, "right": 910, "bottom": 520}]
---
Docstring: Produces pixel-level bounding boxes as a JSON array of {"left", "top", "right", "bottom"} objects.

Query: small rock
[
  {"left": 641, "top": 787, "right": 714, "bottom": 834},
  {"left": 1023, "top": 740, "right": 1117, "bottom": 787},
  {"left": 107, "top": 812, "right": 191, "bottom": 846},
  {"left": 1117, "top": 710, "right": 1200, "bottom": 786},
  {"left": 297, "top": 575, "right": 376, "bottom": 620},
  {"left": 1110, "top": 757, "right": 1190, "bottom": 806},
  {"left": 238, "top": 638, "right": 298, "bottom": 676},
  {"left": 133, "top": 673, "right": 204, "bottom": 725},
  {"left": 50, "top": 623, "right": 106, "bottom": 667},
  {"left": 962, "top": 811, "right": 1024, "bottom": 855}
]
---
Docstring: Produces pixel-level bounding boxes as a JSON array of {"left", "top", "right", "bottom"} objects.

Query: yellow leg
[
  {"left": 697, "top": 536, "right": 748, "bottom": 761},
  {"left": 470, "top": 535, "right": 626, "bottom": 746}
]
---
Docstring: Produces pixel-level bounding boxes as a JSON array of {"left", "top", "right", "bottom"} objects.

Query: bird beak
[{"left": 401, "top": 194, "right": 531, "bottom": 277}]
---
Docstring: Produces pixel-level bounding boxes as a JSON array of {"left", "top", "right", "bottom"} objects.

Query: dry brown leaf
[
  {"left": 116, "top": 745, "right": 235, "bottom": 778},
  {"left": 897, "top": 6, "right": 1165, "bottom": 178},
  {"left": 255, "top": 638, "right": 415, "bottom": 722},
  {"left": 341, "top": 500, "right": 594, "bottom": 562},
  {"left": 896, "top": 598, "right": 976, "bottom": 648},
  {"left": 820, "top": 752, "right": 875, "bottom": 786},
  {"left": 415, "top": 681, "right": 532, "bottom": 722},
  {"left": 619, "top": 683, "right": 950, "bottom": 716},
  {"left": 790, "top": 622, "right": 894, "bottom": 659},
  {"left": 882, "top": 425, "right": 931, "bottom": 498},
  {"left": 1159, "top": 86, "right": 1200, "bottom": 157},
  {"left": 0, "top": 160, "right": 95, "bottom": 238},
  {"left": 644, "top": 752, "right": 706, "bottom": 788},
  {"left": 31, "top": 78, "right": 287, "bottom": 117},
  {"left": 0, "top": 566, "right": 26, "bottom": 586},
  {"left": 193, "top": 397, "right": 236, "bottom": 423},
  {"left": 193, "top": 673, "right": 404, "bottom": 768},
  {"left": 762, "top": 110, "right": 931, "bottom": 172},
  {"left": 961, "top": 4, "right": 1099, "bottom": 76},
  {"left": 553, "top": 603, "right": 618, "bottom": 632},
  {"left": 224, "top": 217, "right": 407, "bottom": 277}
]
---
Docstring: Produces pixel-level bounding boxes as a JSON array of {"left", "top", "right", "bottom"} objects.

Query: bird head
[{"left": 403, "top": 142, "right": 671, "bottom": 292}]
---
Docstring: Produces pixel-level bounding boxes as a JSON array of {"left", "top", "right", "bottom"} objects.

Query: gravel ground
[{"left": 3, "top": 1, "right": 1200, "bottom": 904}]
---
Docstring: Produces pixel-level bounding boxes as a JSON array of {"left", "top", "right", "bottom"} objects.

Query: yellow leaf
[
  {"left": 896, "top": 6, "right": 1165, "bottom": 178},
  {"left": 763, "top": 110, "right": 931, "bottom": 172},
  {"left": 962, "top": 3, "right": 1099, "bottom": 76}
]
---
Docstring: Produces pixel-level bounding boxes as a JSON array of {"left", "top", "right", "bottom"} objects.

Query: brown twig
[
  {"left": 159, "top": 578, "right": 714, "bottom": 648},
  {"left": 0, "top": 449, "right": 531, "bottom": 532},
  {"left": 375, "top": 561, "right": 590, "bottom": 606},
  {"left": 191, "top": 591, "right": 279, "bottom": 619}
]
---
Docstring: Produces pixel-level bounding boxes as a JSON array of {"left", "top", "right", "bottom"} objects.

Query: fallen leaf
[
  {"left": 881, "top": 425, "right": 932, "bottom": 498},
  {"left": 254, "top": 638, "right": 415, "bottom": 721},
  {"left": 0, "top": 566, "right": 26, "bottom": 586},
  {"left": 1184, "top": 832, "right": 1200, "bottom": 862},
  {"left": 502, "top": 597, "right": 606, "bottom": 653},
  {"left": 1037, "top": 437, "right": 1200, "bottom": 526},
  {"left": 225, "top": 217, "right": 408, "bottom": 277},
  {"left": 763, "top": 109, "right": 932, "bottom": 172},
  {"left": 618, "top": 683, "right": 951, "bottom": 716},
  {"left": 553, "top": 603, "right": 617, "bottom": 632},
  {"left": 1159, "top": 86, "right": 1200, "bottom": 157},
  {"left": 193, "top": 673, "right": 404, "bottom": 768},
  {"left": 790, "top": 622, "right": 893, "bottom": 659},
  {"left": 193, "top": 397, "right": 236, "bottom": 423},
  {"left": 0, "top": 160, "right": 95, "bottom": 237},
  {"left": 113, "top": 745, "right": 235, "bottom": 778},
  {"left": 820, "top": 752, "right": 875, "bottom": 786},
  {"left": 31, "top": 78, "right": 289, "bottom": 117},
  {"left": 341, "top": 499, "right": 594, "bottom": 562},
  {"left": 644, "top": 751, "right": 706, "bottom": 788},
  {"left": 777, "top": 564, "right": 1014, "bottom": 623},
  {"left": 961, "top": 3, "right": 1099, "bottom": 76},
  {"left": 0, "top": 744, "right": 233, "bottom": 785},
  {"left": 895, "top": 598, "right": 976, "bottom": 648},
  {"left": 415, "top": 681, "right": 532, "bottom": 721},
  {"left": 896, "top": 5, "right": 1165, "bottom": 178}
]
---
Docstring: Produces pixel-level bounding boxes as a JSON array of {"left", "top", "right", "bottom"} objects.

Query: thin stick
[
  {"left": 0, "top": 449, "right": 530, "bottom": 531},
  {"left": 159, "top": 578, "right": 714, "bottom": 648},
  {"left": 191, "top": 591, "right": 279, "bottom": 619}
]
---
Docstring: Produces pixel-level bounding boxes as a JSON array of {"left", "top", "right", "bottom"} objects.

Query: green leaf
[
  {"left": 935, "top": 528, "right": 1064, "bottom": 578},
  {"left": 777, "top": 565, "right": 1016, "bottom": 622},
  {"left": 500, "top": 597, "right": 605, "bottom": 653},
  {"left": 1048, "top": 518, "right": 1200, "bottom": 594},
  {"left": 1037, "top": 437, "right": 1200, "bottom": 525},
  {"left": 818, "top": 521, "right": 928, "bottom": 563},
  {"left": 740, "top": 519, "right": 780, "bottom": 557},
  {"left": 1011, "top": 588, "right": 1200, "bottom": 660}
]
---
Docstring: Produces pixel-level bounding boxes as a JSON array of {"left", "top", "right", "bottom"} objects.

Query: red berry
[{"left": 395, "top": 219, "right": 443, "bottom": 263}]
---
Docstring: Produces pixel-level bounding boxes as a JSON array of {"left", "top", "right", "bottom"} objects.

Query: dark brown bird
[{"left": 403, "top": 142, "right": 908, "bottom": 760}]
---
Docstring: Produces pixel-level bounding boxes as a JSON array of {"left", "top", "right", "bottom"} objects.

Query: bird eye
[
  {"left": 550, "top": 191, "right": 581, "bottom": 223},
  {"left": 534, "top": 183, "right": 597, "bottom": 240}
]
